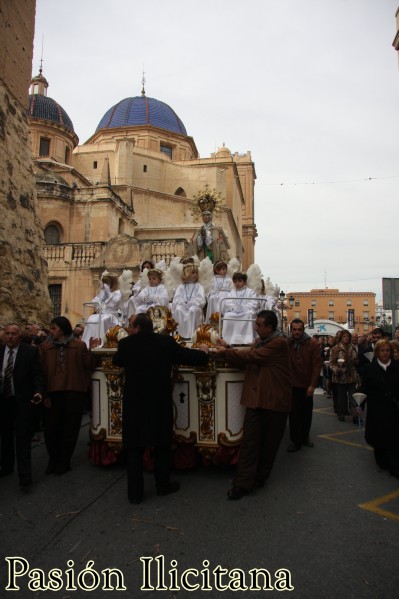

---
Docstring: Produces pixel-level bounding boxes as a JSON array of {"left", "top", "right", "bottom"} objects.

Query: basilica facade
[{"left": 27, "top": 71, "right": 257, "bottom": 325}]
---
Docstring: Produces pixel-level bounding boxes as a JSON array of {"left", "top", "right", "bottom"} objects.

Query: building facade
[
  {"left": 0, "top": 0, "right": 52, "bottom": 326},
  {"left": 27, "top": 73, "right": 257, "bottom": 325},
  {"left": 286, "top": 289, "right": 376, "bottom": 335}
]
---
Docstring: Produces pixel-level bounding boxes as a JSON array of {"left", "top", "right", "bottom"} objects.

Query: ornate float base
[{"left": 89, "top": 349, "right": 244, "bottom": 468}]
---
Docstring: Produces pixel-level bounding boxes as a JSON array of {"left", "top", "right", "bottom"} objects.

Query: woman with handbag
[{"left": 330, "top": 330, "right": 359, "bottom": 421}]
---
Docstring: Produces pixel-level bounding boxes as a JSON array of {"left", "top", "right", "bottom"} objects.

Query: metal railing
[{"left": 218, "top": 296, "right": 271, "bottom": 340}]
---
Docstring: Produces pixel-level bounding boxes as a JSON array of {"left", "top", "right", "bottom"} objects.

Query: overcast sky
[{"left": 32, "top": 0, "right": 399, "bottom": 301}]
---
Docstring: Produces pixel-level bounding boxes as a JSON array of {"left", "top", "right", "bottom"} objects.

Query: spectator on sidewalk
[
  {"left": 39, "top": 317, "right": 99, "bottom": 476},
  {"left": 0, "top": 323, "right": 44, "bottom": 487},
  {"left": 287, "top": 319, "right": 322, "bottom": 452}
]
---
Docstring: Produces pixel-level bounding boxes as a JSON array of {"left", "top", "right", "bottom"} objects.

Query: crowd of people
[
  {"left": 0, "top": 318, "right": 99, "bottom": 487},
  {"left": 311, "top": 326, "right": 399, "bottom": 478},
  {"left": 1, "top": 280, "right": 398, "bottom": 503}
]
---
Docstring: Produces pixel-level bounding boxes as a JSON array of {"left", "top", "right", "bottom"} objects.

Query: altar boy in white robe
[
  {"left": 134, "top": 269, "right": 169, "bottom": 314},
  {"left": 172, "top": 264, "right": 206, "bottom": 340},
  {"left": 221, "top": 272, "right": 258, "bottom": 345}
]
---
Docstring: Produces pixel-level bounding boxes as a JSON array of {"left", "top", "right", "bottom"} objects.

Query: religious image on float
[{"left": 188, "top": 188, "right": 229, "bottom": 264}]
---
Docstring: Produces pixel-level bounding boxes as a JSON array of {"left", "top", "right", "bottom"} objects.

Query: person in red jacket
[{"left": 287, "top": 319, "right": 322, "bottom": 452}]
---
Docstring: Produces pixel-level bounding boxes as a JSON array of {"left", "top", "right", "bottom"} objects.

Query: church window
[
  {"left": 143, "top": 165, "right": 147, "bottom": 172},
  {"left": 65, "top": 147, "right": 70, "bottom": 164},
  {"left": 93, "top": 161, "right": 98, "bottom": 169},
  {"left": 44, "top": 224, "right": 60, "bottom": 244},
  {"left": 160, "top": 144, "right": 173, "bottom": 159},
  {"left": 175, "top": 187, "right": 187, "bottom": 197},
  {"left": 49, "top": 284, "right": 62, "bottom": 317},
  {"left": 39, "top": 137, "right": 50, "bottom": 156}
]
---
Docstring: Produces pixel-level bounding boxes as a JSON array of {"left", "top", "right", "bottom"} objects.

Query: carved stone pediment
[{"left": 104, "top": 234, "right": 140, "bottom": 268}]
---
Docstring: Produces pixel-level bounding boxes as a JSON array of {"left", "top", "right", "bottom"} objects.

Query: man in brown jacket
[
  {"left": 287, "top": 319, "right": 322, "bottom": 452},
  {"left": 214, "top": 310, "right": 292, "bottom": 499}
]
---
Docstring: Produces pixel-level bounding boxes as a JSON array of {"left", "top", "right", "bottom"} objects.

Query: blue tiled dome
[
  {"left": 96, "top": 96, "right": 187, "bottom": 135},
  {"left": 27, "top": 94, "right": 75, "bottom": 133}
]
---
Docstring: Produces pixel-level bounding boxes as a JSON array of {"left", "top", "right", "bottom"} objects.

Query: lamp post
[
  {"left": 279, "top": 290, "right": 286, "bottom": 331},
  {"left": 287, "top": 294, "right": 295, "bottom": 331}
]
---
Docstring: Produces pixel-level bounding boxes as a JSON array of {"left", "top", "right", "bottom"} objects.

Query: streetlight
[
  {"left": 287, "top": 294, "right": 295, "bottom": 331},
  {"left": 279, "top": 290, "right": 286, "bottom": 331}
]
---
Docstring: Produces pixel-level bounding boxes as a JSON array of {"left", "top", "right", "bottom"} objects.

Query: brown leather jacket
[
  {"left": 288, "top": 335, "right": 322, "bottom": 389},
  {"left": 39, "top": 337, "right": 96, "bottom": 393},
  {"left": 224, "top": 334, "right": 292, "bottom": 412}
]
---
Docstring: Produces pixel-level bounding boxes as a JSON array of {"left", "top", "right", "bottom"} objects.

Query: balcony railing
[
  {"left": 43, "top": 240, "right": 188, "bottom": 268},
  {"left": 43, "top": 243, "right": 105, "bottom": 267}
]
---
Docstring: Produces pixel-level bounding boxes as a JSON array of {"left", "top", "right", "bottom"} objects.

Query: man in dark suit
[
  {"left": 0, "top": 323, "right": 45, "bottom": 487},
  {"left": 113, "top": 313, "right": 209, "bottom": 504}
]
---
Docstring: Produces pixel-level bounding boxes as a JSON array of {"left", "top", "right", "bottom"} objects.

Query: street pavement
[{"left": 1, "top": 390, "right": 399, "bottom": 598}]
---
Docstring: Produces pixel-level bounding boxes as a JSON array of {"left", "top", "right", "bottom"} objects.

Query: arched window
[
  {"left": 48, "top": 284, "right": 62, "bottom": 317},
  {"left": 174, "top": 187, "right": 187, "bottom": 197},
  {"left": 44, "top": 224, "right": 60, "bottom": 244}
]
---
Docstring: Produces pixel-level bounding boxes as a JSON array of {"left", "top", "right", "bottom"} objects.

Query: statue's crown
[{"left": 198, "top": 194, "right": 216, "bottom": 213}]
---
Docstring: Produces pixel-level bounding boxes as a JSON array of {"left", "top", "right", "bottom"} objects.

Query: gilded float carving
[
  {"left": 99, "top": 353, "right": 125, "bottom": 436},
  {"left": 195, "top": 367, "right": 216, "bottom": 441}
]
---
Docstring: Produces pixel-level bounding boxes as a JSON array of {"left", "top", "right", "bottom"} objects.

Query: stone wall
[{"left": 0, "top": 0, "right": 53, "bottom": 325}]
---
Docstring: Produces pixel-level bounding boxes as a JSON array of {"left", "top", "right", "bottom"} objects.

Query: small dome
[
  {"left": 215, "top": 143, "right": 231, "bottom": 158},
  {"left": 96, "top": 95, "right": 187, "bottom": 135},
  {"left": 31, "top": 72, "right": 49, "bottom": 88},
  {"left": 27, "top": 95, "right": 75, "bottom": 134}
]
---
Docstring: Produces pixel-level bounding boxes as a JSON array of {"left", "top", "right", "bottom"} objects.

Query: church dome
[
  {"left": 27, "top": 94, "right": 75, "bottom": 134},
  {"left": 215, "top": 143, "right": 232, "bottom": 158},
  {"left": 96, "top": 95, "right": 187, "bottom": 135}
]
